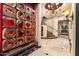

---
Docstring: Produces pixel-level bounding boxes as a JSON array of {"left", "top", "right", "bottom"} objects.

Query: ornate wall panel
[{"left": 0, "top": 3, "right": 36, "bottom": 52}]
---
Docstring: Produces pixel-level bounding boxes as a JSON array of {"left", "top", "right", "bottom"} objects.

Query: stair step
[{"left": 47, "top": 31, "right": 56, "bottom": 38}]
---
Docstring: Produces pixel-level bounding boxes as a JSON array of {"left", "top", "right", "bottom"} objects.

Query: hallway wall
[
  {"left": 42, "top": 16, "right": 66, "bottom": 37},
  {"left": 35, "top": 3, "right": 75, "bottom": 55},
  {"left": 35, "top": 4, "right": 42, "bottom": 46},
  {"left": 68, "top": 4, "right": 75, "bottom": 56},
  {"left": 41, "top": 3, "right": 67, "bottom": 37}
]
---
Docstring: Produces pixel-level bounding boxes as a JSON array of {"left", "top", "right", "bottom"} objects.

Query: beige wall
[
  {"left": 42, "top": 16, "right": 66, "bottom": 37},
  {"left": 69, "top": 3, "right": 75, "bottom": 56},
  {"left": 36, "top": 3, "right": 75, "bottom": 55},
  {"left": 35, "top": 4, "right": 42, "bottom": 46}
]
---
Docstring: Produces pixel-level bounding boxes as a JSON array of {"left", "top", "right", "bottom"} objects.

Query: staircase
[
  {"left": 41, "top": 22, "right": 58, "bottom": 39},
  {"left": 47, "top": 31, "right": 56, "bottom": 39},
  {"left": 41, "top": 30, "right": 56, "bottom": 39}
]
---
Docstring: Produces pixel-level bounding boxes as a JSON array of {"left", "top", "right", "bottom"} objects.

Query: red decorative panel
[
  {"left": 3, "top": 4, "right": 16, "bottom": 17},
  {"left": 32, "top": 36, "right": 35, "bottom": 41},
  {"left": 3, "top": 16, "right": 15, "bottom": 28},
  {"left": 0, "top": 4, "right": 2, "bottom": 52},
  {"left": 17, "top": 4, "right": 25, "bottom": 11},
  {"left": 17, "top": 21, "right": 23, "bottom": 28},
  {"left": 5, "top": 3, "right": 16, "bottom": 7},
  {"left": 17, "top": 11, "right": 25, "bottom": 20},
  {"left": 3, "top": 39, "right": 15, "bottom": 51},
  {"left": 25, "top": 29, "right": 32, "bottom": 36},
  {"left": 17, "top": 29, "right": 24, "bottom": 37},
  {"left": 0, "top": 3, "right": 36, "bottom": 52},
  {"left": 26, "top": 7, "right": 31, "bottom": 14},
  {"left": 32, "top": 27, "right": 36, "bottom": 35},
  {"left": 25, "top": 21, "right": 32, "bottom": 28},
  {"left": 26, "top": 16, "right": 30, "bottom": 21},
  {"left": 16, "top": 37, "right": 24, "bottom": 46},
  {"left": 25, "top": 36, "right": 32, "bottom": 44},
  {"left": 2, "top": 28, "right": 15, "bottom": 40}
]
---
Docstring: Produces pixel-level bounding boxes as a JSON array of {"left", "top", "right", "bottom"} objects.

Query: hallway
[
  {"left": 29, "top": 35, "right": 71, "bottom": 56},
  {"left": 0, "top": 3, "right": 75, "bottom": 56}
]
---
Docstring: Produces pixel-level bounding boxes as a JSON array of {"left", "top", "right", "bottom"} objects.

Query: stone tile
[{"left": 29, "top": 36, "right": 71, "bottom": 56}]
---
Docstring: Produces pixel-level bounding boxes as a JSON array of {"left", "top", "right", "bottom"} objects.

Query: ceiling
[{"left": 41, "top": 3, "right": 72, "bottom": 18}]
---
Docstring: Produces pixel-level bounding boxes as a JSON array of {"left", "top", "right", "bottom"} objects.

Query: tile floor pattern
[{"left": 29, "top": 35, "right": 71, "bottom": 56}]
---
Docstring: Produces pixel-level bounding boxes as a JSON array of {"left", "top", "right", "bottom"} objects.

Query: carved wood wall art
[{"left": 0, "top": 3, "right": 36, "bottom": 51}]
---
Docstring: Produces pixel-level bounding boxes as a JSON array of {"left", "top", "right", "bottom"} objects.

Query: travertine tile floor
[{"left": 29, "top": 35, "right": 71, "bottom": 56}]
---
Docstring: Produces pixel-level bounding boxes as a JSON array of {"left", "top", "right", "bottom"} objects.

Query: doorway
[{"left": 58, "top": 20, "right": 69, "bottom": 35}]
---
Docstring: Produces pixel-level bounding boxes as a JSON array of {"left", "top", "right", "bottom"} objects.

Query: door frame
[{"left": 58, "top": 20, "right": 69, "bottom": 36}]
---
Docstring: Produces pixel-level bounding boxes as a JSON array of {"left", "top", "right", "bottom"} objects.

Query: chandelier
[{"left": 45, "top": 3, "right": 63, "bottom": 11}]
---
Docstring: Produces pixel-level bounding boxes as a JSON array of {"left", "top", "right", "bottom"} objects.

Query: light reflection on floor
[{"left": 29, "top": 35, "right": 71, "bottom": 56}]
